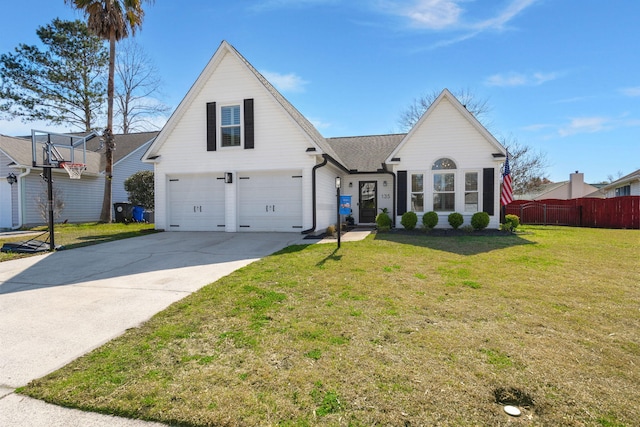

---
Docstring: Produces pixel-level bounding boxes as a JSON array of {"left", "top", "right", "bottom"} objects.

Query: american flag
[{"left": 501, "top": 152, "right": 513, "bottom": 206}]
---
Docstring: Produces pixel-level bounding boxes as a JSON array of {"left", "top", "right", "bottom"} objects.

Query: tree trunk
[{"left": 99, "top": 31, "right": 116, "bottom": 223}]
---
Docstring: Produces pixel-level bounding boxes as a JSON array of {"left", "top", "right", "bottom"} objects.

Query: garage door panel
[
  {"left": 168, "top": 175, "right": 225, "bottom": 231},
  {"left": 238, "top": 172, "right": 302, "bottom": 232}
]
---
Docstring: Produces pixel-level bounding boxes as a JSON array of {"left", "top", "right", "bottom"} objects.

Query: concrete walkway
[{"left": 0, "top": 229, "right": 370, "bottom": 426}]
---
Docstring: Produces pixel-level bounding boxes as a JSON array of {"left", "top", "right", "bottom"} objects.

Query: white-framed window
[
  {"left": 411, "top": 173, "right": 424, "bottom": 212},
  {"left": 464, "top": 171, "right": 479, "bottom": 212},
  {"left": 432, "top": 158, "right": 456, "bottom": 212},
  {"left": 220, "top": 104, "right": 241, "bottom": 147}
]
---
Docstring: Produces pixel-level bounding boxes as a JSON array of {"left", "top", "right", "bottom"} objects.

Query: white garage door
[
  {"left": 238, "top": 171, "right": 302, "bottom": 232},
  {"left": 168, "top": 174, "right": 225, "bottom": 231}
]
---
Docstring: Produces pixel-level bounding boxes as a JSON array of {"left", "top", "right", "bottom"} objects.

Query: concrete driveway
[{"left": 0, "top": 231, "right": 305, "bottom": 426}]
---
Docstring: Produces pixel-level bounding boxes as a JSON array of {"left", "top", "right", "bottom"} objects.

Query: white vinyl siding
[
  {"left": 150, "top": 50, "right": 318, "bottom": 231},
  {"left": 391, "top": 97, "right": 502, "bottom": 228},
  {"left": 112, "top": 141, "right": 154, "bottom": 205},
  {"left": 22, "top": 170, "right": 103, "bottom": 226}
]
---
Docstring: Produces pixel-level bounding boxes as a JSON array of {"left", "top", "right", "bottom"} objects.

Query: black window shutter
[
  {"left": 206, "top": 102, "right": 216, "bottom": 151},
  {"left": 397, "top": 171, "right": 407, "bottom": 215},
  {"left": 483, "top": 168, "right": 495, "bottom": 216},
  {"left": 244, "top": 98, "right": 254, "bottom": 149}
]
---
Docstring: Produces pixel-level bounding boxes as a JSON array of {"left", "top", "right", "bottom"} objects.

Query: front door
[{"left": 359, "top": 181, "right": 377, "bottom": 223}]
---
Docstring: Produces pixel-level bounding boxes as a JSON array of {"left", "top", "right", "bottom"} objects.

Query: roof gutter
[{"left": 301, "top": 156, "right": 328, "bottom": 234}]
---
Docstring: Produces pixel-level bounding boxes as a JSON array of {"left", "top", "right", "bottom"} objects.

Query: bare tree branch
[{"left": 114, "top": 39, "right": 169, "bottom": 134}]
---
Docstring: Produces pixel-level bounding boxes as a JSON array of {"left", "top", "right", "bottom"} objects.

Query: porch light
[
  {"left": 349, "top": 182, "right": 353, "bottom": 188},
  {"left": 335, "top": 176, "right": 341, "bottom": 189},
  {"left": 383, "top": 180, "right": 388, "bottom": 187},
  {"left": 6, "top": 173, "right": 17, "bottom": 185}
]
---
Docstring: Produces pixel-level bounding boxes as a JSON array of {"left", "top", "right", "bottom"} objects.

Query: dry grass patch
[{"left": 19, "top": 226, "right": 640, "bottom": 426}]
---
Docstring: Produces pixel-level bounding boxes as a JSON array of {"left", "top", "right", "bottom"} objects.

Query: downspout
[
  {"left": 13, "top": 168, "right": 31, "bottom": 230},
  {"left": 301, "top": 156, "right": 328, "bottom": 234}
]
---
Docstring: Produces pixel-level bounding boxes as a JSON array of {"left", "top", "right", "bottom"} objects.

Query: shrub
[
  {"left": 124, "top": 170, "right": 154, "bottom": 210},
  {"left": 471, "top": 212, "right": 490, "bottom": 230},
  {"left": 401, "top": 211, "right": 418, "bottom": 230},
  {"left": 422, "top": 211, "right": 439, "bottom": 229},
  {"left": 326, "top": 224, "right": 336, "bottom": 236},
  {"left": 501, "top": 214, "right": 520, "bottom": 232},
  {"left": 448, "top": 212, "right": 464, "bottom": 229},
  {"left": 376, "top": 209, "right": 392, "bottom": 230}
]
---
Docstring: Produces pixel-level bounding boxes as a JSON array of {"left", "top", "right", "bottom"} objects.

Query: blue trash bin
[{"left": 132, "top": 205, "right": 145, "bottom": 222}]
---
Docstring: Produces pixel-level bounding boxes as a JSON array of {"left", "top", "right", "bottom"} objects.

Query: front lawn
[
  {"left": 19, "top": 226, "right": 640, "bottom": 426},
  {"left": 0, "top": 222, "right": 156, "bottom": 262}
]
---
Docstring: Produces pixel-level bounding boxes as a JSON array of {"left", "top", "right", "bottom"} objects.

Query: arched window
[{"left": 432, "top": 158, "right": 456, "bottom": 211}]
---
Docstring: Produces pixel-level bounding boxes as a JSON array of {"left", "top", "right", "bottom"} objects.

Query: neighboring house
[
  {"left": 601, "top": 169, "right": 640, "bottom": 198},
  {"left": 0, "top": 131, "right": 157, "bottom": 230},
  {"left": 87, "top": 131, "right": 157, "bottom": 205},
  {"left": 0, "top": 133, "right": 103, "bottom": 229},
  {"left": 142, "top": 41, "right": 507, "bottom": 233},
  {"left": 515, "top": 171, "right": 604, "bottom": 200}
]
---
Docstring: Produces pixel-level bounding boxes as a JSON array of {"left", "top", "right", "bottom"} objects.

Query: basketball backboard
[{"left": 31, "top": 129, "right": 97, "bottom": 169}]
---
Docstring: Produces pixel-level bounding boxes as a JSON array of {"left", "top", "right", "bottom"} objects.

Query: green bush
[
  {"left": 501, "top": 214, "right": 520, "bottom": 232},
  {"left": 422, "top": 211, "right": 439, "bottom": 229},
  {"left": 124, "top": 170, "right": 154, "bottom": 210},
  {"left": 375, "top": 209, "right": 392, "bottom": 230},
  {"left": 401, "top": 211, "right": 418, "bottom": 230},
  {"left": 471, "top": 212, "right": 490, "bottom": 230},
  {"left": 448, "top": 212, "right": 464, "bottom": 229}
]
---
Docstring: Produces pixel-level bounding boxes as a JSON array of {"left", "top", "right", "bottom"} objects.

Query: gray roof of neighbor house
[
  {"left": 326, "top": 134, "right": 405, "bottom": 172},
  {"left": 87, "top": 131, "right": 159, "bottom": 164},
  {"left": 0, "top": 133, "right": 102, "bottom": 175}
]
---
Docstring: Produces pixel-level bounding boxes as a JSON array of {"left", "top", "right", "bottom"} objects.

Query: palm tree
[{"left": 65, "top": 0, "right": 153, "bottom": 222}]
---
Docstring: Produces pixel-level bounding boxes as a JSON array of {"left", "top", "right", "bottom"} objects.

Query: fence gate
[{"left": 509, "top": 202, "right": 580, "bottom": 226}]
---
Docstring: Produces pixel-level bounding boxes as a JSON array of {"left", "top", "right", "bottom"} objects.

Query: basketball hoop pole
[{"left": 45, "top": 166, "right": 55, "bottom": 251}]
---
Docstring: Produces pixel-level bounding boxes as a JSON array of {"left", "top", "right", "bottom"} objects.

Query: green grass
[
  {"left": 18, "top": 226, "right": 640, "bottom": 426},
  {"left": 0, "top": 222, "right": 156, "bottom": 262}
]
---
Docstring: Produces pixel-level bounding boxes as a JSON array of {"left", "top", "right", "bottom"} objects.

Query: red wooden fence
[{"left": 505, "top": 196, "right": 640, "bottom": 229}]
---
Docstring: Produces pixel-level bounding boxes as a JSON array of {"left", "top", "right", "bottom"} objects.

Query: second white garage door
[{"left": 237, "top": 171, "right": 302, "bottom": 232}]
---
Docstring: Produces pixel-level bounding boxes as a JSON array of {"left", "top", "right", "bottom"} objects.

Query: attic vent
[
  {"left": 306, "top": 147, "right": 316, "bottom": 152},
  {"left": 492, "top": 153, "right": 506, "bottom": 158},
  {"left": 391, "top": 157, "right": 401, "bottom": 162}
]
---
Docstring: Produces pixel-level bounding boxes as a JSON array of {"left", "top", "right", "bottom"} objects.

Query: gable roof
[
  {"left": 143, "top": 41, "right": 345, "bottom": 165},
  {"left": 385, "top": 88, "right": 506, "bottom": 162},
  {"left": 326, "top": 134, "right": 404, "bottom": 172},
  {"left": 601, "top": 168, "right": 640, "bottom": 190}
]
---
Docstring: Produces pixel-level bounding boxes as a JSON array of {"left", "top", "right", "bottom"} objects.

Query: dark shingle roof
[
  {"left": 87, "top": 131, "right": 159, "bottom": 163},
  {"left": 326, "top": 134, "right": 405, "bottom": 172}
]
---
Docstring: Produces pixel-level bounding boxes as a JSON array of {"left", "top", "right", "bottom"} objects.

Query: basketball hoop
[{"left": 61, "top": 162, "right": 86, "bottom": 179}]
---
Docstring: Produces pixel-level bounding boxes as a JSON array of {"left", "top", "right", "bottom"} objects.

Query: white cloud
[
  {"left": 558, "top": 117, "right": 611, "bottom": 137},
  {"left": 400, "top": 0, "right": 462, "bottom": 30},
  {"left": 485, "top": 71, "right": 561, "bottom": 87},
  {"left": 261, "top": 70, "right": 309, "bottom": 93},
  {"left": 472, "top": 0, "right": 538, "bottom": 31},
  {"left": 384, "top": 0, "right": 539, "bottom": 39},
  {"left": 620, "top": 86, "right": 640, "bottom": 97}
]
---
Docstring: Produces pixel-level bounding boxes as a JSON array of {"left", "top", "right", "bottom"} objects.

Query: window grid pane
[{"left": 221, "top": 105, "right": 240, "bottom": 126}]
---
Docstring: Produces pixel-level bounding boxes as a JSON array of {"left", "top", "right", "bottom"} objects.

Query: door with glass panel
[{"left": 359, "top": 181, "right": 377, "bottom": 223}]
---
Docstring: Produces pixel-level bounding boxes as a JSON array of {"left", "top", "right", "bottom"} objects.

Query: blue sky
[{"left": 1, "top": 0, "right": 638, "bottom": 183}]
